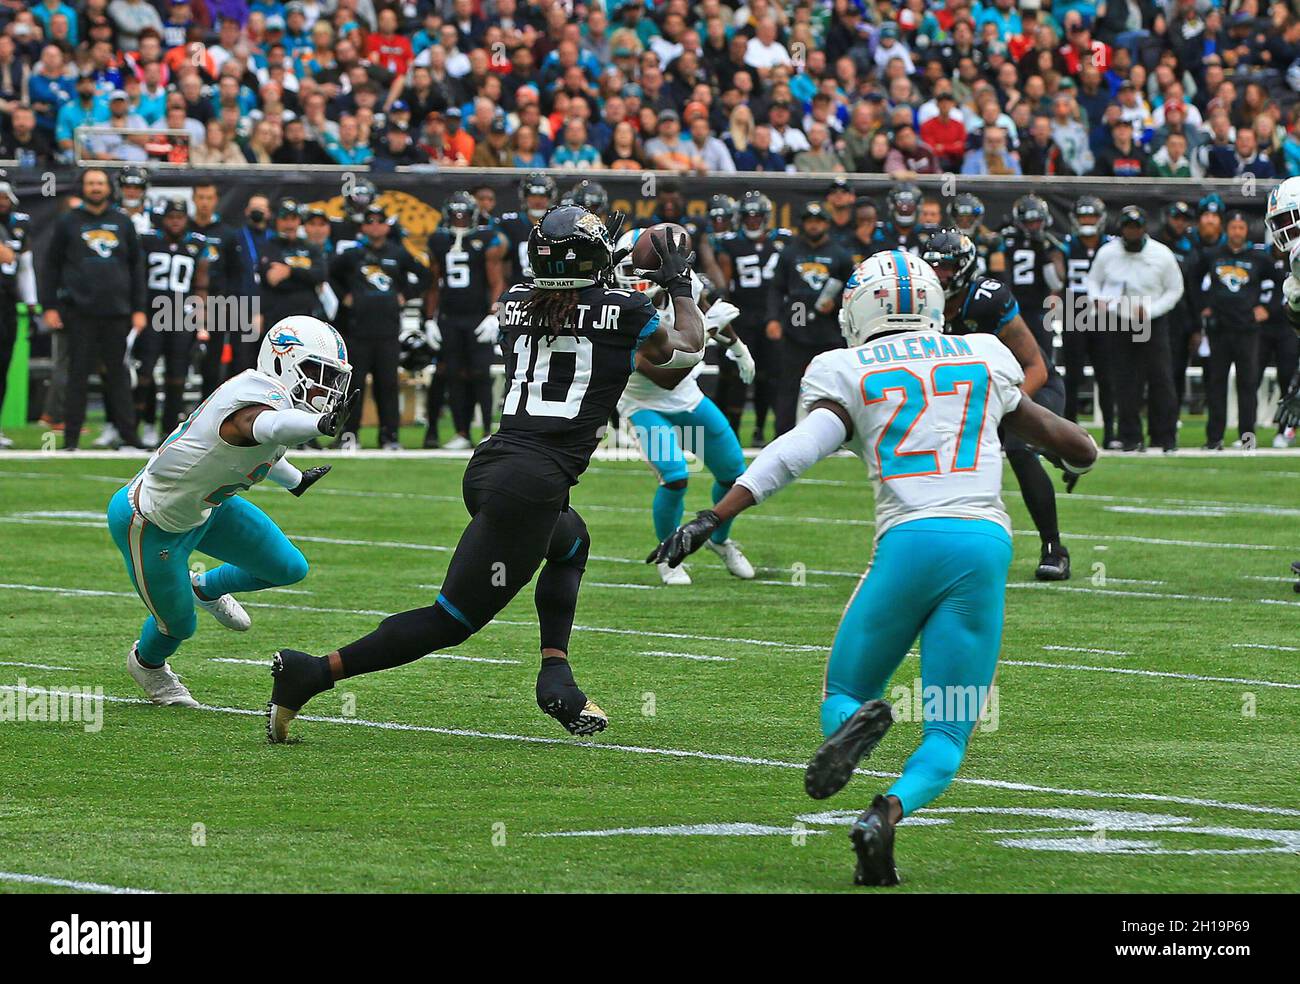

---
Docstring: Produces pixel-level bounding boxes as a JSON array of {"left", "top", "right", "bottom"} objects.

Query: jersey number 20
[{"left": 862, "top": 363, "right": 991, "bottom": 480}]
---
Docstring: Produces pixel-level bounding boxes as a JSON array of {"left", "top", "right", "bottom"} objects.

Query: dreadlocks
[{"left": 521, "top": 287, "right": 582, "bottom": 341}]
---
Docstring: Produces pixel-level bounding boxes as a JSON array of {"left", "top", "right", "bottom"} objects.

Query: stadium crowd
[{"left": 0, "top": 0, "right": 1298, "bottom": 176}]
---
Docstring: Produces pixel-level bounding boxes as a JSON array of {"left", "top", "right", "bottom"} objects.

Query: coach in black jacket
[
  {"left": 41, "top": 168, "right": 146, "bottom": 452},
  {"left": 257, "top": 198, "right": 327, "bottom": 333},
  {"left": 189, "top": 179, "right": 245, "bottom": 397}
]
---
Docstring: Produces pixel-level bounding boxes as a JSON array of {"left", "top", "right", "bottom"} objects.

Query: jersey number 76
[{"left": 861, "top": 363, "right": 991, "bottom": 480}]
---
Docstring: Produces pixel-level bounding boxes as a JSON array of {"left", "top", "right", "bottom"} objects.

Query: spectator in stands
[
  {"left": 243, "top": 118, "right": 281, "bottom": 164},
  {"left": 1020, "top": 114, "right": 1072, "bottom": 175},
  {"left": 469, "top": 118, "right": 512, "bottom": 167},
  {"left": 1152, "top": 131, "right": 1195, "bottom": 178},
  {"left": 109, "top": 0, "right": 164, "bottom": 53},
  {"left": 273, "top": 114, "right": 330, "bottom": 165},
  {"left": 686, "top": 111, "right": 735, "bottom": 172},
  {"left": 325, "top": 114, "right": 374, "bottom": 166},
  {"left": 511, "top": 124, "right": 550, "bottom": 168},
  {"left": 1094, "top": 117, "right": 1150, "bottom": 176},
  {"left": 961, "top": 125, "right": 1021, "bottom": 174},
  {"left": 550, "top": 118, "right": 603, "bottom": 169},
  {"left": 2, "top": 106, "right": 55, "bottom": 166},
  {"left": 920, "top": 91, "right": 966, "bottom": 170},
  {"left": 643, "top": 108, "right": 700, "bottom": 170},
  {"left": 884, "top": 124, "right": 939, "bottom": 175},
  {"left": 88, "top": 90, "right": 149, "bottom": 162},
  {"left": 1206, "top": 127, "right": 1276, "bottom": 178},
  {"left": 191, "top": 118, "right": 245, "bottom": 164},
  {"left": 794, "top": 121, "right": 845, "bottom": 173}
]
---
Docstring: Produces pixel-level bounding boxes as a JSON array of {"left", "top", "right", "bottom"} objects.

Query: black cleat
[
  {"left": 536, "top": 659, "right": 608, "bottom": 736},
  {"left": 1035, "top": 541, "right": 1070, "bottom": 581},
  {"left": 266, "top": 649, "right": 333, "bottom": 743},
  {"left": 1292, "top": 561, "right": 1300, "bottom": 594},
  {"left": 804, "top": 700, "right": 894, "bottom": 800},
  {"left": 850, "top": 795, "right": 901, "bottom": 887}
]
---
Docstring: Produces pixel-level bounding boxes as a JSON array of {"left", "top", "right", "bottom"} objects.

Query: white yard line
[
  {"left": 0, "top": 659, "right": 77, "bottom": 671},
  {"left": 1232, "top": 643, "right": 1300, "bottom": 652},
  {"left": 1042, "top": 645, "right": 1132, "bottom": 657},
  {"left": 640, "top": 650, "right": 736, "bottom": 663},
  {"left": 0, "top": 870, "right": 158, "bottom": 894},
  {"left": 1002, "top": 659, "right": 1300, "bottom": 691},
  {"left": 1, "top": 681, "right": 1296, "bottom": 819}
]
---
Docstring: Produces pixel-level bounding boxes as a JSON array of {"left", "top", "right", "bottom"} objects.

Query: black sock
[
  {"left": 1009, "top": 450, "right": 1059, "bottom": 546},
  {"left": 338, "top": 604, "right": 473, "bottom": 678},
  {"left": 536, "top": 656, "right": 587, "bottom": 719},
  {"left": 535, "top": 561, "right": 584, "bottom": 654}
]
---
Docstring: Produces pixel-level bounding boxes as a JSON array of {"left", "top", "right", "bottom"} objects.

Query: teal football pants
[
  {"left": 820, "top": 517, "right": 1012, "bottom": 816},
  {"left": 107, "top": 485, "right": 308, "bottom": 666}
]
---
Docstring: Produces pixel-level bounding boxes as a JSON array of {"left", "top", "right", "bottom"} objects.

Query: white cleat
[
  {"left": 127, "top": 643, "right": 200, "bottom": 707},
  {"left": 705, "top": 538, "right": 755, "bottom": 579},
  {"left": 1274, "top": 429, "right": 1295, "bottom": 449},
  {"left": 192, "top": 572, "right": 251, "bottom": 631},
  {"left": 93, "top": 423, "right": 121, "bottom": 448},
  {"left": 0, "top": 432, "right": 13, "bottom": 449},
  {"left": 442, "top": 434, "right": 472, "bottom": 450},
  {"left": 657, "top": 561, "right": 692, "bottom": 586},
  {"left": 140, "top": 424, "right": 159, "bottom": 447}
]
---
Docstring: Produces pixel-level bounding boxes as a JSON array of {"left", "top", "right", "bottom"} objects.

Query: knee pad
[{"left": 551, "top": 514, "right": 591, "bottom": 569}]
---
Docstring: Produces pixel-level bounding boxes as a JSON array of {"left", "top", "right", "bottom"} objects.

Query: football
[{"left": 631, "top": 221, "right": 689, "bottom": 271}]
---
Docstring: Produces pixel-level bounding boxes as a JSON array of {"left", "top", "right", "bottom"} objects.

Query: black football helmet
[
  {"left": 1011, "top": 194, "right": 1052, "bottom": 241},
  {"left": 527, "top": 204, "right": 617, "bottom": 290},
  {"left": 442, "top": 190, "right": 482, "bottom": 229},
  {"left": 345, "top": 177, "right": 378, "bottom": 217},
  {"left": 568, "top": 179, "right": 608, "bottom": 217},
  {"left": 1073, "top": 195, "right": 1107, "bottom": 238},
  {"left": 950, "top": 192, "right": 984, "bottom": 231},
  {"left": 738, "top": 190, "right": 772, "bottom": 240},
  {"left": 921, "top": 228, "right": 978, "bottom": 299},
  {"left": 707, "top": 194, "right": 738, "bottom": 234},
  {"left": 888, "top": 183, "right": 921, "bottom": 228},
  {"left": 116, "top": 164, "right": 149, "bottom": 208},
  {"left": 519, "top": 171, "right": 557, "bottom": 220},
  {"left": 399, "top": 329, "right": 436, "bottom": 373}
]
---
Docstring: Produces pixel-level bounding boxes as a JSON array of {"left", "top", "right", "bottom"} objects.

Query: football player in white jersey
[
  {"left": 651, "top": 250, "right": 1097, "bottom": 886},
  {"left": 613, "top": 227, "right": 758, "bottom": 585},
  {"left": 106, "top": 317, "right": 355, "bottom": 707}
]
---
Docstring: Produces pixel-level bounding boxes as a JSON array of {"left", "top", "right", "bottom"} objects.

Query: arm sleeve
[
  {"left": 1148, "top": 249, "right": 1184, "bottom": 319},
  {"left": 1085, "top": 247, "right": 1113, "bottom": 302},
  {"left": 735, "top": 407, "right": 848, "bottom": 505},
  {"left": 126, "top": 220, "right": 146, "bottom": 313},
  {"left": 250, "top": 407, "right": 324, "bottom": 446},
  {"left": 268, "top": 456, "right": 304, "bottom": 490},
  {"left": 41, "top": 215, "right": 66, "bottom": 311}
]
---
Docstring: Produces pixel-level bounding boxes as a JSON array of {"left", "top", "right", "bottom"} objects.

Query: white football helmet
[
  {"left": 613, "top": 228, "right": 662, "bottom": 301},
  {"left": 1266, "top": 177, "right": 1300, "bottom": 251},
  {"left": 839, "top": 250, "right": 945, "bottom": 347},
  {"left": 257, "top": 316, "right": 353, "bottom": 413}
]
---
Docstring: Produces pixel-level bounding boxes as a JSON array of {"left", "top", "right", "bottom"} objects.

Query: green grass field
[{"left": 1, "top": 433, "right": 1298, "bottom": 893}]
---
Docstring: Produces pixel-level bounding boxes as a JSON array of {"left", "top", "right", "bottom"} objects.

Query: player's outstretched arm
[
  {"left": 997, "top": 315, "right": 1048, "bottom": 395},
  {"left": 1003, "top": 397, "right": 1098, "bottom": 474},
  {"left": 221, "top": 391, "right": 360, "bottom": 449},
  {"left": 635, "top": 229, "right": 707, "bottom": 387},
  {"left": 648, "top": 402, "right": 851, "bottom": 568}
]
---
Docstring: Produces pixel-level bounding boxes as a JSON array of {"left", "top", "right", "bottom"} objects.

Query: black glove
[
  {"left": 317, "top": 389, "right": 360, "bottom": 439},
  {"left": 646, "top": 510, "right": 721, "bottom": 568},
  {"left": 1039, "top": 450, "right": 1082, "bottom": 493},
  {"left": 289, "top": 465, "right": 331, "bottom": 497},
  {"left": 638, "top": 228, "right": 695, "bottom": 293},
  {"left": 1278, "top": 376, "right": 1300, "bottom": 430}
]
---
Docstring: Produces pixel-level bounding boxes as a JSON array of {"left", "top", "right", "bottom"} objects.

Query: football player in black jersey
[
  {"left": 135, "top": 199, "right": 209, "bottom": 442},
  {"left": 706, "top": 193, "right": 738, "bottom": 249},
  {"left": 189, "top": 180, "right": 243, "bottom": 398},
  {"left": 923, "top": 229, "right": 1073, "bottom": 580},
  {"left": 950, "top": 192, "right": 1005, "bottom": 276},
  {"left": 1054, "top": 196, "right": 1116, "bottom": 447},
  {"left": 638, "top": 178, "right": 726, "bottom": 288},
  {"left": 499, "top": 171, "right": 556, "bottom": 282},
  {"left": 826, "top": 176, "right": 858, "bottom": 247},
  {"left": 330, "top": 177, "right": 380, "bottom": 253},
  {"left": 268, "top": 207, "right": 708, "bottom": 741},
  {"left": 768, "top": 200, "right": 854, "bottom": 435},
  {"left": 425, "top": 191, "right": 508, "bottom": 450},
  {"left": 1000, "top": 196, "right": 1064, "bottom": 358},
  {"left": 882, "top": 183, "right": 927, "bottom": 255},
  {"left": 717, "top": 191, "right": 791, "bottom": 444}
]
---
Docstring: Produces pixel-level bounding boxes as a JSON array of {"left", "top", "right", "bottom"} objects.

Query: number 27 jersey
[{"left": 800, "top": 330, "right": 1025, "bottom": 540}]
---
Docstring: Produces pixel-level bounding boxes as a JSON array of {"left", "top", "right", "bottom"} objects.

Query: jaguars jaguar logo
[
  {"left": 285, "top": 254, "right": 312, "bottom": 269},
  {"left": 1215, "top": 263, "right": 1250, "bottom": 293},
  {"left": 797, "top": 260, "right": 830, "bottom": 292},
  {"left": 82, "top": 228, "right": 120, "bottom": 258},
  {"left": 361, "top": 263, "right": 392, "bottom": 292},
  {"left": 305, "top": 189, "right": 433, "bottom": 267}
]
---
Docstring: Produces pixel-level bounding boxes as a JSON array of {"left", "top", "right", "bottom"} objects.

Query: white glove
[
  {"left": 726, "top": 338, "right": 756, "bottom": 384},
  {"left": 424, "top": 317, "right": 441, "bottom": 348},
  {"left": 703, "top": 300, "right": 741, "bottom": 334},
  {"left": 1284, "top": 273, "right": 1300, "bottom": 313},
  {"left": 474, "top": 313, "right": 501, "bottom": 344},
  {"left": 1289, "top": 241, "right": 1300, "bottom": 281}
]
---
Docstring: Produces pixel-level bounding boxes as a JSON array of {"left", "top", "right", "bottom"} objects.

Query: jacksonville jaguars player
[
  {"left": 267, "top": 206, "right": 709, "bottom": 742},
  {"left": 499, "top": 171, "right": 557, "bottom": 281},
  {"left": 716, "top": 191, "right": 790, "bottom": 444},
  {"left": 949, "top": 192, "right": 1004, "bottom": 276},
  {"left": 134, "top": 198, "right": 210, "bottom": 444},
  {"left": 106, "top": 317, "right": 354, "bottom": 707},
  {"left": 1054, "top": 196, "right": 1116, "bottom": 446},
  {"left": 651, "top": 251, "right": 1097, "bottom": 886},
  {"left": 613, "top": 227, "right": 757, "bottom": 585},
  {"left": 425, "top": 191, "right": 507, "bottom": 450},
  {"left": 923, "top": 228, "right": 1073, "bottom": 580}
]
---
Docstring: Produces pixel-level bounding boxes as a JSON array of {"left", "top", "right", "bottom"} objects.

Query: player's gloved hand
[
  {"left": 289, "top": 465, "right": 331, "bottom": 497},
  {"left": 638, "top": 228, "right": 695, "bottom": 292},
  {"left": 646, "top": 509, "right": 721, "bottom": 568},
  {"left": 424, "top": 317, "right": 441, "bottom": 348},
  {"left": 474, "top": 313, "right": 500, "bottom": 344},
  {"left": 1289, "top": 243, "right": 1300, "bottom": 283},
  {"left": 317, "top": 389, "right": 360, "bottom": 439},
  {"left": 726, "top": 339, "right": 756, "bottom": 384},
  {"left": 1279, "top": 376, "right": 1300, "bottom": 429},
  {"left": 703, "top": 300, "right": 741, "bottom": 334}
]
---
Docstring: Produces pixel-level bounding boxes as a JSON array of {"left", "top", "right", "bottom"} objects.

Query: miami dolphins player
[
  {"left": 1263, "top": 177, "right": 1300, "bottom": 588},
  {"left": 614, "top": 227, "right": 758, "bottom": 585},
  {"left": 106, "top": 317, "right": 355, "bottom": 707},
  {"left": 651, "top": 251, "right": 1097, "bottom": 886}
]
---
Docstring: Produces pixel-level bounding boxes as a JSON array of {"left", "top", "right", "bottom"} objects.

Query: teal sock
[
  {"left": 199, "top": 564, "right": 275, "bottom": 599},
  {"left": 886, "top": 729, "right": 966, "bottom": 817},
  {"left": 652, "top": 484, "right": 687, "bottom": 542},
  {"left": 820, "top": 693, "right": 863, "bottom": 738},
  {"left": 137, "top": 621, "right": 182, "bottom": 667},
  {"left": 710, "top": 480, "right": 736, "bottom": 543}
]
